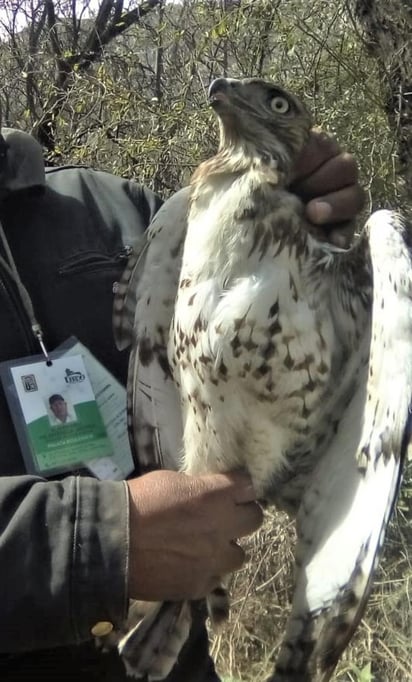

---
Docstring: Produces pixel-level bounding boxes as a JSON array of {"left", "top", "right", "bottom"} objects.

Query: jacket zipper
[{"left": 58, "top": 245, "right": 134, "bottom": 276}]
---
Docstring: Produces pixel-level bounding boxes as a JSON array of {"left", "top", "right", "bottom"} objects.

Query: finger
[
  {"left": 225, "top": 541, "right": 247, "bottom": 573},
  {"left": 328, "top": 223, "right": 359, "bottom": 249},
  {"left": 207, "top": 541, "right": 246, "bottom": 580},
  {"left": 291, "top": 128, "right": 340, "bottom": 183},
  {"left": 231, "top": 500, "right": 264, "bottom": 538},
  {"left": 307, "top": 222, "right": 356, "bottom": 250},
  {"left": 306, "top": 184, "right": 364, "bottom": 225},
  {"left": 295, "top": 152, "right": 359, "bottom": 201},
  {"left": 204, "top": 471, "right": 257, "bottom": 504}
]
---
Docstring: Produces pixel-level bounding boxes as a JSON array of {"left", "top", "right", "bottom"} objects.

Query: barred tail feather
[{"left": 119, "top": 601, "right": 191, "bottom": 680}]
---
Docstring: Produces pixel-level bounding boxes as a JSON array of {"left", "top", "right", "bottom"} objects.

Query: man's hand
[
  {"left": 127, "top": 470, "right": 263, "bottom": 602},
  {"left": 291, "top": 129, "right": 365, "bottom": 248}
]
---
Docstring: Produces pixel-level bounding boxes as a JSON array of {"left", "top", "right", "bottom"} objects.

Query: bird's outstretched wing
[
  {"left": 271, "top": 210, "right": 412, "bottom": 681},
  {"left": 113, "top": 187, "right": 190, "bottom": 472},
  {"left": 113, "top": 188, "right": 196, "bottom": 680}
]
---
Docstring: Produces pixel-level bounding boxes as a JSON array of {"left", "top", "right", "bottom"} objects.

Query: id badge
[{"left": 0, "top": 338, "right": 134, "bottom": 480}]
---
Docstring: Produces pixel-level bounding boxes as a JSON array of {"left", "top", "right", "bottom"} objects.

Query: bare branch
[{"left": 45, "top": 0, "right": 62, "bottom": 59}]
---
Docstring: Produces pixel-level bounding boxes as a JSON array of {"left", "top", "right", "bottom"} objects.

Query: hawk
[{"left": 113, "top": 78, "right": 412, "bottom": 681}]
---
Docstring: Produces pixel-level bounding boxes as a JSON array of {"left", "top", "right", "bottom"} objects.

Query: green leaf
[
  {"left": 348, "top": 662, "right": 373, "bottom": 682},
  {"left": 358, "top": 663, "right": 373, "bottom": 682},
  {"left": 211, "top": 17, "right": 229, "bottom": 39}
]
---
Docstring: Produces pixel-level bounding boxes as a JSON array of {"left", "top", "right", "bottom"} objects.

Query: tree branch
[{"left": 79, "top": 0, "right": 162, "bottom": 68}]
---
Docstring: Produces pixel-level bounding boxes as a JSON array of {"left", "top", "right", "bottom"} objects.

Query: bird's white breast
[{"left": 170, "top": 172, "right": 346, "bottom": 501}]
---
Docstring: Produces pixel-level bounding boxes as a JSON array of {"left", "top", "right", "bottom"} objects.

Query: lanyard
[{"left": 0, "top": 216, "right": 51, "bottom": 364}]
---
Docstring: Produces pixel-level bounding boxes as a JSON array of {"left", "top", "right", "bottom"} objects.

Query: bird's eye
[{"left": 270, "top": 96, "right": 290, "bottom": 114}]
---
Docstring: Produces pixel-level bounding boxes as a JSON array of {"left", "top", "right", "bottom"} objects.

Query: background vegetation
[{"left": 1, "top": 1, "right": 411, "bottom": 680}]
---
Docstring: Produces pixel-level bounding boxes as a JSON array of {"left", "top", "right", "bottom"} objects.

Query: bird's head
[{"left": 206, "top": 77, "right": 312, "bottom": 181}]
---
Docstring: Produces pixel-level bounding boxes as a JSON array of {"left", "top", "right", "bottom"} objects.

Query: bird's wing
[
  {"left": 272, "top": 210, "right": 412, "bottom": 682},
  {"left": 113, "top": 187, "right": 190, "bottom": 472},
  {"left": 113, "top": 232, "right": 149, "bottom": 352}
]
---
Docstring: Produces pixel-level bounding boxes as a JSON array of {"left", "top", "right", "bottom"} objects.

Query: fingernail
[{"left": 309, "top": 200, "right": 332, "bottom": 224}]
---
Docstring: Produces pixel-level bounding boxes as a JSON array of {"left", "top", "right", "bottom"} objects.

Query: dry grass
[{"left": 212, "top": 466, "right": 412, "bottom": 682}]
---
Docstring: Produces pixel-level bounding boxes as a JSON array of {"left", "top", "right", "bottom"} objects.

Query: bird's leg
[{"left": 206, "top": 582, "right": 231, "bottom": 630}]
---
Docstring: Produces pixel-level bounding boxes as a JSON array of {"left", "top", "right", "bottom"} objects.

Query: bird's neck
[
  {"left": 184, "top": 156, "right": 304, "bottom": 286},
  {"left": 190, "top": 141, "right": 290, "bottom": 202}
]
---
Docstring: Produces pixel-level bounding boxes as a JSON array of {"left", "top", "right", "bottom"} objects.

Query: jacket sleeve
[{"left": 0, "top": 474, "right": 129, "bottom": 652}]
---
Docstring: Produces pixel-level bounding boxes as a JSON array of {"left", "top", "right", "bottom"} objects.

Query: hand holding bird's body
[
  {"left": 115, "top": 78, "right": 412, "bottom": 681},
  {"left": 126, "top": 470, "right": 262, "bottom": 601}
]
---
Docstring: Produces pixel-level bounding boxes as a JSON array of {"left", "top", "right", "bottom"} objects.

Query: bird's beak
[
  {"left": 208, "top": 78, "right": 231, "bottom": 108},
  {"left": 209, "top": 91, "right": 228, "bottom": 107}
]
